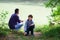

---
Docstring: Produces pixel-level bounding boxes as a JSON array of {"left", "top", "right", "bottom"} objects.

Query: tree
[
  {"left": 45, "top": 0, "right": 60, "bottom": 25},
  {"left": 45, "top": 0, "right": 60, "bottom": 7}
]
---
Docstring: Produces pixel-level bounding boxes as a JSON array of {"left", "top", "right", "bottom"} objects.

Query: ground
[
  {"left": 0, "top": 32, "right": 60, "bottom": 40},
  {"left": 0, "top": 32, "right": 42, "bottom": 40}
]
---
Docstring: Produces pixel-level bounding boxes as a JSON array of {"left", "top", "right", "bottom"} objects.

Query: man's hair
[
  {"left": 28, "top": 14, "right": 33, "bottom": 18},
  {"left": 15, "top": 8, "right": 19, "bottom": 14}
]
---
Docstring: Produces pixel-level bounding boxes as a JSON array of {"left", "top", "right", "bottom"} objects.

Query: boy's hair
[
  {"left": 15, "top": 8, "right": 19, "bottom": 14},
  {"left": 28, "top": 15, "right": 33, "bottom": 18}
]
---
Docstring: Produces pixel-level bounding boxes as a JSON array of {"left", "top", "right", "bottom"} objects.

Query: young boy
[{"left": 24, "top": 15, "right": 35, "bottom": 36}]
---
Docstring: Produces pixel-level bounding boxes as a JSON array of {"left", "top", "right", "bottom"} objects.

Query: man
[{"left": 8, "top": 8, "right": 23, "bottom": 30}]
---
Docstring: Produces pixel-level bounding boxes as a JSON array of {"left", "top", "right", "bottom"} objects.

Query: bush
[
  {"left": 0, "top": 27, "right": 9, "bottom": 36},
  {"left": 0, "top": 10, "right": 10, "bottom": 36},
  {"left": 34, "top": 25, "right": 42, "bottom": 32},
  {"left": 41, "top": 25, "right": 60, "bottom": 37},
  {"left": 35, "top": 27, "right": 41, "bottom": 32}
]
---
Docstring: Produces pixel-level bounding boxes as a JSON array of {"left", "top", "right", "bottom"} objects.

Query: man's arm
[{"left": 16, "top": 16, "right": 20, "bottom": 23}]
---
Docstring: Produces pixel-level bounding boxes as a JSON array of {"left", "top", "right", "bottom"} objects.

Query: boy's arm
[
  {"left": 30, "top": 20, "right": 35, "bottom": 28},
  {"left": 24, "top": 21, "right": 27, "bottom": 32},
  {"left": 30, "top": 20, "right": 35, "bottom": 26}
]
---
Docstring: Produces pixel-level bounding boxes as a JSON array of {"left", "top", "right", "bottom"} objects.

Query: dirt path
[{"left": 0, "top": 32, "right": 42, "bottom": 40}]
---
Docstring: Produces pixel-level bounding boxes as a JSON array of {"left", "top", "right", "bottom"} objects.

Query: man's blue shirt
[{"left": 8, "top": 14, "right": 20, "bottom": 29}]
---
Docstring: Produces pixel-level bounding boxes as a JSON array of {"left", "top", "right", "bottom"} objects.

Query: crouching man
[{"left": 8, "top": 8, "right": 23, "bottom": 30}]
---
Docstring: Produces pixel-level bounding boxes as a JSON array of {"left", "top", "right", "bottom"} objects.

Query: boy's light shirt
[
  {"left": 24, "top": 20, "right": 34, "bottom": 32},
  {"left": 24, "top": 21, "right": 27, "bottom": 32}
]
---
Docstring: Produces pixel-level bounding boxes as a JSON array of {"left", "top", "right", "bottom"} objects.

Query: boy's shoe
[
  {"left": 25, "top": 34, "right": 29, "bottom": 36},
  {"left": 31, "top": 34, "right": 35, "bottom": 36}
]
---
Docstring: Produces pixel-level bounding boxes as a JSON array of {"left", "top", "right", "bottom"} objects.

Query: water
[{"left": 0, "top": 2, "right": 51, "bottom": 25}]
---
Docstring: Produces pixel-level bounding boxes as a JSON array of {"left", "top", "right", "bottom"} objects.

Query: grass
[
  {"left": 6, "top": 31, "right": 43, "bottom": 40},
  {"left": 5, "top": 24, "right": 60, "bottom": 40},
  {"left": 5, "top": 31, "right": 60, "bottom": 40},
  {"left": 0, "top": 24, "right": 60, "bottom": 40}
]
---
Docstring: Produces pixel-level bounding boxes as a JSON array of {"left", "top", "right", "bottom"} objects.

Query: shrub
[
  {"left": 35, "top": 27, "right": 41, "bottom": 32},
  {"left": 41, "top": 25, "right": 60, "bottom": 37},
  {"left": 0, "top": 27, "right": 9, "bottom": 36},
  {"left": 0, "top": 10, "right": 10, "bottom": 36},
  {"left": 34, "top": 25, "right": 41, "bottom": 32}
]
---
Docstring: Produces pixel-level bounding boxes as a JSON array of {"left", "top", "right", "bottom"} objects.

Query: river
[{"left": 0, "top": 2, "right": 51, "bottom": 25}]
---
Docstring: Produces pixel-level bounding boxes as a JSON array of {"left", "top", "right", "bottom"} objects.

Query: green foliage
[
  {"left": 35, "top": 26, "right": 41, "bottom": 32},
  {"left": 51, "top": 6, "right": 60, "bottom": 16},
  {"left": 45, "top": 0, "right": 60, "bottom": 24},
  {"left": 45, "top": 0, "right": 60, "bottom": 7},
  {"left": 50, "top": 6, "right": 60, "bottom": 22},
  {"left": 0, "top": 10, "right": 8, "bottom": 23},
  {"left": 41, "top": 25, "right": 60, "bottom": 37},
  {"left": 45, "top": 0, "right": 60, "bottom": 22},
  {"left": 0, "top": 10, "right": 10, "bottom": 36},
  {"left": 0, "top": 27, "right": 10, "bottom": 36}
]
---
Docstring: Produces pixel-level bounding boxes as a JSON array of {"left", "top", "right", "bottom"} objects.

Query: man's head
[
  {"left": 15, "top": 8, "right": 19, "bottom": 14},
  {"left": 28, "top": 14, "right": 33, "bottom": 21}
]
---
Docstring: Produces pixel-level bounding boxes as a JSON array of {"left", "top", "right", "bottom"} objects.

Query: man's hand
[{"left": 20, "top": 20, "right": 23, "bottom": 22}]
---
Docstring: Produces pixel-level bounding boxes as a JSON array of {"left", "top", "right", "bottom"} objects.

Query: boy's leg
[
  {"left": 25, "top": 28, "right": 29, "bottom": 36},
  {"left": 31, "top": 28, "right": 34, "bottom": 35},
  {"left": 30, "top": 25, "right": 35, "bottom": 35}
]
